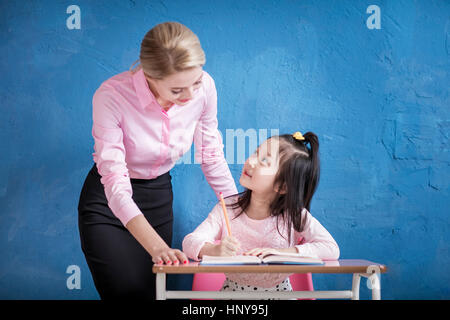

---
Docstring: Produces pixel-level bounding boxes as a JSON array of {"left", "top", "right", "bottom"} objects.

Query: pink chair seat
[
  {"left": 192, "top": 273, "right": 226, "bottom": 292},
  {"left": 192, "top": 272, "right": 314, "bottom": 300}
]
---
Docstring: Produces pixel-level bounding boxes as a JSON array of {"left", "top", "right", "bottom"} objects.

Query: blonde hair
[{"left": 129, "top": 22, "right": 205, "bottom": 79}]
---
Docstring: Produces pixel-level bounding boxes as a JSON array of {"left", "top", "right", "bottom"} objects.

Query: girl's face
[
  {"left": 239, "top": 138, "right": 283, "bottom": 195},
  {"left": 145, "top": 66, "right": 203, "bottom": 107}
]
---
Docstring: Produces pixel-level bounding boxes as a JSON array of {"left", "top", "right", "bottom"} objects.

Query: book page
[
  {"left": 201, "top": 255, "right": 261, "bottom": 264},
  {"left": 261, "top": 255, "right": 323, "bottom": 264},
  {"left": 259, "top": 251, "right": 320, "bottom": 259}
]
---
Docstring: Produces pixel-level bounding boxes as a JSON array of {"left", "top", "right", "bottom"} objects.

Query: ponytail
[{"left": 301, "top": 132, "right": 320, "bottom": 211}]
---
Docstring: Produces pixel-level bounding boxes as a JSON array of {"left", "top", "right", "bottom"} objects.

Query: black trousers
[{"left": 78, "top": 163, "right": 173, "bottom": 300}]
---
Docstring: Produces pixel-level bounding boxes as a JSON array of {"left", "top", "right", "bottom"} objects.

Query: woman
[{"left": 78, "top": 21, "right": 237, "bottom": 300}]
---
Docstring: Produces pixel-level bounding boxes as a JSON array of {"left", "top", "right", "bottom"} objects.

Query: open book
[{"left": 200, "top": 252, "right": 324, "bottom": 265}]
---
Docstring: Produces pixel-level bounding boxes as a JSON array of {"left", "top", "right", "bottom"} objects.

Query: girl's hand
[
  {"left": 215, "top": 236, "right": 241, "bottom": 256},
  {"left": 243, "top": 247, "right": 280, "bottom": 258},
  {"left": 153, "top": 246, "right": 188, "bottom": 265}
]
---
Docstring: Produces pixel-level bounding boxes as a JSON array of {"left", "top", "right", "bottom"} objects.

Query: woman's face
[
  {"left": 145, "top": 67, "right": 203, "bottom": 107},
  {"left": 239, "top": 138, "right": 283, "bottom": 195}
]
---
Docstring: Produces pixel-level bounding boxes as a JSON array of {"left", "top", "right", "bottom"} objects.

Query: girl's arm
[
  {"left": 182, "top": 204, "right": 224, "bottom": 261},
  {"left": 276, "top": 247, "right": 299, "bottom": 254},
  {"left": 198, "top": 236, "right": 241, "bottom": 258},
  {"left": 244, "top": 210, "right": 339, "bottom": 259},
  {"left": 294, "top": 210, "right": 340, "bottom": 260}
]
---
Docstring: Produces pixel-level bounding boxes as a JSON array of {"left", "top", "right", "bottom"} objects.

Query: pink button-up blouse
[{"left": 91, "top": 67, "right": 238, "bottom": 226}]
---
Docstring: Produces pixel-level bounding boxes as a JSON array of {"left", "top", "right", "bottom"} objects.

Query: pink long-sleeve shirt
[
  {"left": 91, "top": 67, "right": 238, "bottom": 226},
  {"left": 182, "top": 194, "right": 340, "bottom": 288}
]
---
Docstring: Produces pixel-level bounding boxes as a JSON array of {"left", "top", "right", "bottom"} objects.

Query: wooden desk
[{"left": 152, "top": 259, "right": 387, "bottom": 300}]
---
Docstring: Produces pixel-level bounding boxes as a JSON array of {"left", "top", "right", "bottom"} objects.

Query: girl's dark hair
[{"left": 226, "top": 132, "right": 320, "bottom": 242}]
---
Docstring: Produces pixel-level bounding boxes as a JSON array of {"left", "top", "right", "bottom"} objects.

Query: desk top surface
[{"left": 152, "top": 259, "right": 387, "bottom": 274}]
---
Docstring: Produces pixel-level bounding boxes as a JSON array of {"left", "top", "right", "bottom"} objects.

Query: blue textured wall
[{"left": 1, "top": 0, "right": 449, "bottom": 299}]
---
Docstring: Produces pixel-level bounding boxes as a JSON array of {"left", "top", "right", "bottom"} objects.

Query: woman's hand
[
  {"left": 152, "top": 246, "right": 188, "bottom": 265},
  {"left": 125, "top": 214, "right": 188, "bottom": 265},
  {"left": 243, "top": 247, "right": 280, "bottom": 258}
]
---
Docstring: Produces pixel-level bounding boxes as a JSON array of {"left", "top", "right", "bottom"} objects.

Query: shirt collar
[{"left": 132, "top": 68, "right": 158, "bottom": 110}]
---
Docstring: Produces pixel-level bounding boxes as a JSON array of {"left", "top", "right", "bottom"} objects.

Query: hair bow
[{"left": 292, "top": 131, "right": 305, "bottom": 141}]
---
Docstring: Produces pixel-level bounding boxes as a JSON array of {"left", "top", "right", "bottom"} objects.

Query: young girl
[{"left": 182, "top": 131, "right": 339, "bottom": 293}]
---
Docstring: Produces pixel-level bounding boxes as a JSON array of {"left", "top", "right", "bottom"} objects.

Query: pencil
[{"left": 219, "top": 192, "right": 232, "bottom": 236}]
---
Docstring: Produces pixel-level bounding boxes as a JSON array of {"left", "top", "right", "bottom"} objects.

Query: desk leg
[
  {"left": 351, "top": 273, "right": 361, "bottom": 300},
  {"left": 369, "top": 273, "right": 381, "bottom": 300},
  {"left": 156, "top": 273, "right": 166, "bottom": 300},
  {"left": 353, "top": 272, "right": 381, "bottom": 300}
]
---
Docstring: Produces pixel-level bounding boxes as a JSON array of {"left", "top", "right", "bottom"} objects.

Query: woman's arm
[
  {"left": 193, "top": 71, "right": 238, "bottom": 199},
  {"left": 92, "top": 86, "right": 143, "bottom": 226},
  {"left": 92, "top": 87, "right": 186, "bottom": 264},
  {"left": 126, "top": 215, "right": 187, "bottom": 264}
]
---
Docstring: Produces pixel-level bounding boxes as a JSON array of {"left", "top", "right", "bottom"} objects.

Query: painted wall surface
[{"left": 0, "top": 0, "right": 449, "bottom": 299}]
